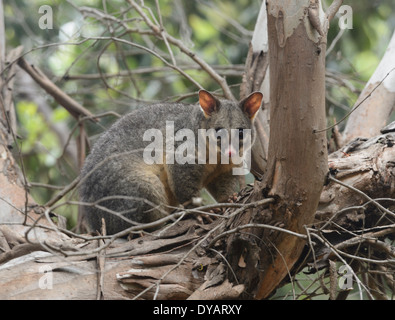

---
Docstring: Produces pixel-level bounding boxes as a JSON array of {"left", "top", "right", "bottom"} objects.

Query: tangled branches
[{"left": 0, "top": 132, "right": 394, "bottom": 300}]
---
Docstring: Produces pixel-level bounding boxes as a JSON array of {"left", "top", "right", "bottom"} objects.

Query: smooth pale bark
[
  {"left": 343, "top": 30, "right": 395, "bottom": 144},
  {"left": 226, "top": 0, "right": 330, "bottom": 299},
  {"left": 241, "top": 1, "right": 270, "bottom": 177}
]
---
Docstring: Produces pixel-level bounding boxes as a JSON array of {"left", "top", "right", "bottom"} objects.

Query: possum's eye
[{"left": 238, "top": 128, "right": 244, "bottom": 140}]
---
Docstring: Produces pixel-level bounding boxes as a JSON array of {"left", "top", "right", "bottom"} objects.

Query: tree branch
[
  {"left": 17, "top": 57, "right": 96, "bottom": 121},
  {"left": 126, "top": 0, "right": 235, "bottom": 100},
  {"left": 326, "top": 0, "right": 344, "bottom": 22}
]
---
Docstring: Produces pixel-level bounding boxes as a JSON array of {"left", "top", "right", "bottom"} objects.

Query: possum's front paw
[{"left": 227, "top": 192, "right": 239, "bottom": 203}]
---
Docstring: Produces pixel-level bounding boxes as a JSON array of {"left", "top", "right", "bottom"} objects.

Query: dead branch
[{"left": 17, "top": 57, "right": 96, "bottom": 121}]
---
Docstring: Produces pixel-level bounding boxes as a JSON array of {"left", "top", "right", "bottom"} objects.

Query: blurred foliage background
[{"left": 3, "top": 0, "right": 395, "bottom": 229}]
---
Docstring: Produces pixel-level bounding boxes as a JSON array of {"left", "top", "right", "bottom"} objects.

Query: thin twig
[
  {"left": 154, "top": 0, "right": 176, "bottom": 66},
  {"left": 126, "top": 0, "right": 235, "bottom": 100},
  {"left": 328, "top": 175, "right": 395, "bottom": 219},
  {"left": 17, "top": 57, "right": 97, "bottom": 121},
  {"left": 44, "top": 176, "right": 81, "bottom": 207},
  {"left": 309, "top": 231, "right": 372, "bottom": 300},
  {"left": 314, "top": 67, "right": 395, "bottom": 133},
  {"left": 326, "top": 27, "right": 345, "bottom": 57},
  {"left": 208, "top": 220, "right": 306, "bottom": 248},
  {"left": 88, "top": 35, "right": 203, "bottom": 90}
]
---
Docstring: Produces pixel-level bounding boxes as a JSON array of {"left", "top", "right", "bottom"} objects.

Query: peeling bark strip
[{"left": 226, "top": 0, "right": 332, "bottom": 299}]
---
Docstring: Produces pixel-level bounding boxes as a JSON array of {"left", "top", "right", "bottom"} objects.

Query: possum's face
[{"left": 198, "top": 90, "right": 263, "bottom": 164}]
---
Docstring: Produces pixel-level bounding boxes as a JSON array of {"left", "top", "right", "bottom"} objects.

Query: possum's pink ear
[
  {"left": 199, "top": 90, "right": 220, "bottom": 118},
  {"left": 241, "top": 92, "right": 263, "bottom": 120}
]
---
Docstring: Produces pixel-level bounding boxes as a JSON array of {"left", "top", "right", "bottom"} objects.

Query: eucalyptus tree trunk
[{"left": 225, "top": 0, "right": 340, "bottom": 299}]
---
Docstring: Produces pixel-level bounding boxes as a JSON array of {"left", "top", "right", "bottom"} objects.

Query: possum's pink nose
[{"left": 228, "top": 146, "right": 237, "bottom": 157}]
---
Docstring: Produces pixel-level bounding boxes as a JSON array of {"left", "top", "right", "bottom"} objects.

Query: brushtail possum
[{"left": 80, "top": 90, "right": 263, "bottom": 235}]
